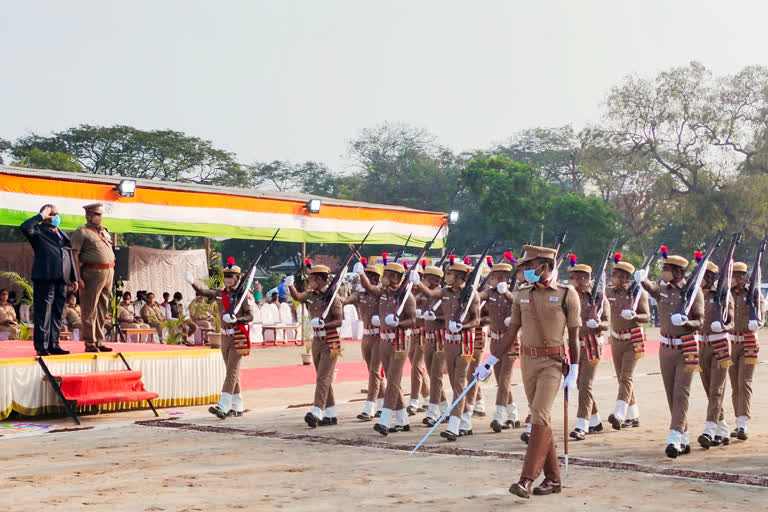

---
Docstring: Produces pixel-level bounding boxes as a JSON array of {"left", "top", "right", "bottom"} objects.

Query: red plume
[
  {"left": 361, "top": 257, "right": 368, "bottom": 268},
  {"left": 464, "top": 256, "right": 471, "bottom": 265},
  {"left": 660, "top": 245, "right": 668, "bottom": 259},
  {"left": 694, "top": 250, "right": 703, "bottom": 262},
  {"left": 226, "top": 256, "right": 235, "bottom": 267},
  {"left": 304, "top": 258, "right": 312, "bottom": 269},
  {"left": 569, "top": 253, "right": 577, "bottom": 268},
  {"left": 421, "top": 258, "right": 427, "bottom": 269},
  {"left": 449, "top": 254, "right": 455, "bottom": 265},
  {"left": 486, "top": 256, "right": 493, "bottom": 266},
  {"left": 382, "top": 252, "right": 388, "bottom": 265},
  {"left": 504, "top": 250, "right": 517, "bottom": 264},
  {"left": 613, "top": 253, "right": 622, "bottom": 264}
]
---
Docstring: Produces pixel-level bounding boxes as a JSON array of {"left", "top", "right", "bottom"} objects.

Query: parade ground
[{"left": 1, "top": 327, "right": 766, "bottom": 511}]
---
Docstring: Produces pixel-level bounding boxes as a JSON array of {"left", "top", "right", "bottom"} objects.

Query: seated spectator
[
  {"left": 161, "top": 291, "right": 172, "bottom": 319},
  {"left": 0, "top": 288, "right": 20, "bottom": 340},
  {"left": 118, "top": 292, "right": 151, "bottom": 330},
  {"left": 141, "top": 292, "right": 167, "bottom": 340},
  {"left": 189, "top": 292, "right": 215, "bottom": 330},
  {"left": 169, "top": 292, "right": 184, "bottom": 319},
  {"left": 134, "top": 290, "right": 148, "bottom": 318},
  {"left": 61, "top": 293, "right": 82, "bottom": 332}
]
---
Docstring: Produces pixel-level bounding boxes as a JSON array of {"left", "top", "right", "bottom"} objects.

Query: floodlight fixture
[
  {"left": 448, "top": 210, "right": 459, "bottom": 224},
  {"left": 115, "top": 179, "right": 136, "bottom": 198},
  {"left": 306, "top": 198, "right": 322, "bottom": 214}
]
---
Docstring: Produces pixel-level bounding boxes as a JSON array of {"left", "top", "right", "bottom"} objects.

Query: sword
[{"left": 410, "top": 377, "right": 478, "bottom": 455}]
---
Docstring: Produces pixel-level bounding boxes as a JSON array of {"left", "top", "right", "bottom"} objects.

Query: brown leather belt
[
  {"left": 521, "top": 345, "right": 565, "bottom": 357},
  {"left": 85, "top": 263, "right": 115, "bottom": 269}
]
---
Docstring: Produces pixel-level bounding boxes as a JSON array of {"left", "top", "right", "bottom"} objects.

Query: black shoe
[
  {"left": 520, "top": 431, "right": 530, "bottom": 444},
  {"left": 698, "top": 433, "right": 712, "bottom": 449},
  {"left": 737, "top": 428, "right": 748, "bottom": 441},
  {"left": 459, "top": 429, "right": 473, "bottom": 437},
  {"left": 730, "top": 428, "right": 739, "bottom": 438},
  {"left": 681, "top": 444, "right": 691, "bottom": 455},
  {"left": 608, "top": 414, "right": 622, "bottom": 430},
  {"left": 49, "top": 347, "right": 70, "bottom": 355},
  {"left": 319, "top": 417, "right": 338, "bottom": 426},
  {"left": 304, "top": 412, "right": 320, "bottom": 428},
  {"left": 373, "top": 423, "right": 389, "bottom": 436},
  {"left": 505, "top": 420, "right": 520, "bottom": 429},
  {"left": 713, "top": 436, "right": 729, "bottom": 446},
  {"left": 622, "top": 418, "right": 640, "bottom": 428},
  {"left": 208, "top": 406, "right": 227, "bottom": 420},
  {"left": 84, "top": 346, "right": 99, "bottom": 353},
  {"left": 490, "top": 420, "right": 504, "bottom": 433},
  {"left": 472, "top": 410, "right": 487, "bottom": 417},
  {"left": 665, "top": 444, "right": 679, "bottom": 459},
  {"left": 440, "top": 430, "right": 458, "bottom": 441},
  {"left": 374, "top": 410, "right": 382, "bottom": 418},
  {"left": 417, "top": 405, "right": 428, "bottom": 412},
  {"left": 357, "top": 412, "right": 372, "bottom": 422},
  {"left": 589, "top": 423, "right": 604, "bottom": 433},
  {"left": 388, "top": 425, "right": 411, "bottom": 433},
  {"left": 423, "top": 417, "right": 437, "bottom": 427},
  {"left": 97, "top": 345, "right": 113, "bottom": 352},
  {"left": 227, "top": 410, "right": 243, "bottom": 417},
  {"left": 570, "top": 428, "right": 586, "bottom": 441},
  {"left": 36, "top": 351, "right": 51, "bottom": 356},
  {"left": 406, "top": 406, "right": 418, "bottom": 416}
]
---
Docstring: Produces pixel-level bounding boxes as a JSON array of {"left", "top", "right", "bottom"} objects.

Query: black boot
[
  {"left": 304, "top": 412, "right": 320, "bottom": 428},
  {"left": 608, "top": 414, "right": 622, "bottom": 430},
  {"left": 373, "top": 423, "right": 389, "bottom": 436},
  {"left": 665, "top": 444, "right": 679, "bottom": 459},
  {"left": 209, "top": 406, "right": 227, "bottom": 420},
  {"left": 698, "top": 433, "right": 712, "bottom": 449},
  {"left": 520, "top": 431, "right": 530, "bottom": 444},
  {"left": 569, "top": 428, "right": 586, "bottom": 441}
]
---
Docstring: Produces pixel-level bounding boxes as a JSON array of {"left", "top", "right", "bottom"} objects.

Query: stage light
[
  {"left": 306, "top": 198, "right": 322, "bottom": 214},
  {"left": 115, "top": 180, "right": 136, "bottom": 198},
  {"left": 448, "top": 210, "right": 459, "bottom": 224}
]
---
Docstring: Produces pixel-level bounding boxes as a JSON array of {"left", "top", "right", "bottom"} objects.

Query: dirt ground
[{"left": 1, "top": 327, "right": 767, "bottom": 511}]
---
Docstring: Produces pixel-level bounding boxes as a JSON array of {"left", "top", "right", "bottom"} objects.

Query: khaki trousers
[
  {"left": 659, "top": 344, "right": 693, "bottom": 432},
  {"left": 699, "top": 342, "right": 727, "bottom": 423},
  {"left": 444, "top": 343, "right": 470, "bottom": 416},
  {"left": 312, "top": 338, "right": 337, "bottom": 409},
  {"left": 380, "top": 339, "right": 407, "bottom": 410},
  {"left": 361, "top": 334, "right": 385, "bottom": 402},
  {"left": 729, "top": 342, "right": 757, "bottom": 419},
  {"left": 521, "top": 424, "right": 560, "bottom": 483},
  {"left": 610, "top": 336, "right": 637, "bottom": 405},
  {"left": 577, "top": 345, "right": 600, "bottom": 419},
  {"left": 491, "top": 339, "right": 515, "bottom": 407},
  {"left": 521, "top": 354, "right": 562, "bottom": 427},
  {"left": 221, "top": 334, "right": 243, "bottom": 394},
  {"left": 80, "top": 267, "right": 114, "bottom": 348},
  {"left": 408, "top": 336, "right": 430, "bottom": 400},
  {"left": 424, "top": 339, "right": 446, "bottom": 404}
]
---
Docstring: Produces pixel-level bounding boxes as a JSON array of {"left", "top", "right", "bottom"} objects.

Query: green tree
[
  {"left": 247, "top": 160, "right": 342, "bottom": 196},
  {"left": 0, "top": 138, "right": 10, "bottom": 164},
  {"left": 12, "top": 147, "right": 83, "bottom": 173}
]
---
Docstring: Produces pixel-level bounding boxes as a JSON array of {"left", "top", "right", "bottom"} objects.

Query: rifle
[
  {"left": 394, "top": 224, "right": 446, "bottom": 316},
  {"left": 321, "top": 225, "right": 374, "bottom": 319},
  {"left": 393, "top": 233, "right": 412, "bottom": 262},
  {"left": 552, "top": 227, "right": 568, "bottom": 282},
  {"left": 629, "top": 245, "right": 660, "bottom": 312},
  {"left": 589, "top": 239, "right": 618, "bottom": 320},
  {"left": 713, "top": 233, "right": 741, "bottom": 324},
  {"left": 675, "top": 235, "right": 723, "bottom": 317},
  {"left": 227, "top": 229, "right": 281, "bottom": 316},
  {"left": 747, "top": 238, "right": 767, "bottom": 323},
  {"left": 437, "top": 247, "right": 454, "bottom": 269},
  {"left": 451, "top": 238, "right": 495, "bottom": 325}
]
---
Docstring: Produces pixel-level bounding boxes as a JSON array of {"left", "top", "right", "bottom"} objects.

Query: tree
[
  {"left": 12, "top": 148, "right": 83, "bottom": 173},
  {"left": 247, "top": 160, "right": 341, "bottom": 196},
  {"left": 0, "top": 138, "right": 10, "bottom": 164},
  {"left": 12, "top": 125, "right": 247, "bottom": 186}
]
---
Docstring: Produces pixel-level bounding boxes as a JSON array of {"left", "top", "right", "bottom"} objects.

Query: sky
[{"left": 2, "top": 0, "right": 768, "bottom": 172}]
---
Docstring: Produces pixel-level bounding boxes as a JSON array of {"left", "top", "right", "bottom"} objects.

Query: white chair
[
  {"left": 279, "top": 303, "right": 299, "bottom": 341},
  {"left": 341, "top": 305, "right": 363, "bottom": 340},
  {"left": 261, "top": 303, "right": 282, "bottom": 344},
  {"left": 20, "top": 305, "right": 31, "bottom": 324}
]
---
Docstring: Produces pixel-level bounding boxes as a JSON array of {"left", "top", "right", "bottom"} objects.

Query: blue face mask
[
  {"left": 51, "top": 215, "right": 62, "bottom": 228},
  {"left": 523, "top": 268, "right": 541, "bottom": 283}
]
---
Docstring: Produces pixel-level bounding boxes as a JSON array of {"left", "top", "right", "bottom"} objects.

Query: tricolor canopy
[{"left": 0, "top": 166, "right": 447, "bottom": 246}]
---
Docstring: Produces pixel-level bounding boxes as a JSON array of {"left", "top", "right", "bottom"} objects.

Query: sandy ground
[{"left": 2, "top": 327, "right": 768, "bottom": 511}]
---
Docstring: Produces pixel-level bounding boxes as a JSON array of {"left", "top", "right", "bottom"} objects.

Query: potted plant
[{"left": 0, "top": 271, "right": 33, "bottom": 339}]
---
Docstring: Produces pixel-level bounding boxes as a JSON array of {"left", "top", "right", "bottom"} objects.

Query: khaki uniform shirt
[
  {"left": 509, "top": 281, "right": 581, "bottom": 348},
  {"left": 300, "top": 289, "right": 342, "bottom": 327},
  {"left": 345, "top": 289, "right": 379, "bottom": 326},
  {"left": 701, "top": 288, "right": 734, "bottom": 336},
  {"left": 439, "top": 286, "right": 480, "bottom": 332},
  {"left": 196, "top": 287, "right": 254, "bottom": 327},
  {"left": 141, "top": 303, "right": 167, "bottom": 325},
  {"left": 731, "top": 287, "right": 766, "bottom": 333},
  {"left": 483, "top": 288, "right": 515, "bottom": 333},
  {"left": 0, "top": 303, "right": 18, "bottom": 325},
  {"left": 644, "top": 280, "right": 704, "bottom": 337},
  {"left": 606, "top": 285, "right": 650, "bottom": 332},
  {"left": 70, "top": 223, "right": 115, "bottom": 265},
  {"left": 417, "top": 291, "right": 443, "bottom": 332},
  {"left": 378, "top": 287, "right": 417, "bottom": 326},
  {"left": 577, "top": 289, "right": 610, "bottom": 338}
]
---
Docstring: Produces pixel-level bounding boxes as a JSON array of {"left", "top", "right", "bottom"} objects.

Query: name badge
[
  {"left": 307, "top": 299, "right": 313, "bottom": 304},
  {"left": 489, "top": 297, "right": 497, "bottom": 302},
  {"left": 608, "top": 297, "right": 615, "bottom": 301},
  {"left": 520, "top": 299, "right": 530, "bottom": 304},
  {"left": 549, "top": 297, "right": 559, "bottom": 302},
  {"left": 660, "top": 293, "right": 668, "bottom": 298}
]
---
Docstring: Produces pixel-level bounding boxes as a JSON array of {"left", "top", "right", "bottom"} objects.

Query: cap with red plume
[
  {"left": 504, "top": 250, "right": 517, "bottom": 264},
  {"left": 226, "top": 256, "right": 235, "bottom": 269},
  {"left": 694, "top": 250, "right": 703, "bottom": 263},
  {"left": 304, "top": 258, "right": 312, "bottom": 270},
  {"left": 569, "top": 253, "right": 578, "bottom": 268},
  {"left": 421, "top": 258, "right": 427, "bottom": 270},
  {"left": 449, "top": 254, "right": 455, "bottom": 266},
  {"left": 403, "top": 261, "right": 409, "bottom": 270},
  {"left": 360, "top": 257, "right": 368, "bottom": 268},
  {"left": 464, "top": 256, "right": 471, "bottom": 266},
  {"left": 382, "top": 252, "right": 388, "bottom": 265},
  {"left": 486, "top": 256, "right": 494, "bottom": 267},
  {"left": 613, "top": 253, "right": 622, "bottom": 264},
  {"left": 660, "top": 245, "right": 668, "bottom": 259}
]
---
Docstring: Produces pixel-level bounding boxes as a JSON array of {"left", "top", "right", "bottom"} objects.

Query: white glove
[
  {"left": 621, "top": 309, "right": 636, "bottom": 320},
  {"left": 284, "top": 275, "right": 295, "bottom": 287},
  {"left": 222, "top": 313, "right": 236, "bottom": 324},
  {"left": 310, "top": 317, "right": 325, "bottom": 329},
  {"left": 448, "top": 320, "right": 462, "bottom": 333},
  {"left": 353, "top": 262, "right": 365, "bottom": 275},
  {"left": 560, "top": 364, "right": 579, "bottom": 395},
  {"left": 749, "top": 319, "right": 760, "bottom": 331},
  {"left": 472, "top": 355, "right": 498, "bottom": 381},
  {"left": 409, "top": 269, "right": 421, "bottom": 285},
  {"left": 633, "top": 269, "right": 648, "bottom": 284},
  {"left": 504, "top": 316, "right": 511, "bottom": 328},
  {"left": 184, "top": 270, "right": 195, "bottom": 284},
  {"left": 711, "top": 321, "right": 724, "bottom": 333},
  {"left": 415, "top": 309, "right": 423, "bottom": 319},
  {"left": 671, "top": 313, "right": 687, "bottom": 326},
  {"left": 423, "top": 310, "right": 436, "bottom": 321},
  {"left": 586, "top": 318, "right": 599, "bottom": 329},
  {"left": 385, "top": 314, "right": 399, "bottom": 327},
  {"left": 371, "top": 315, "right": 381, "bottom": 327},
  {"left": 496, "top": 281, "right": 509, "bottom": 294}
]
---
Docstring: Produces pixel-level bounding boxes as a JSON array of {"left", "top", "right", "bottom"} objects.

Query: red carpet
[{"left": 0, "top": 340, "right": 203, "bottom": 359}]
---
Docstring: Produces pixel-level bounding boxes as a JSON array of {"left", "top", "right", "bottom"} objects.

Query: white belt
[
  {"left": 445, "top": 333, "right": 463, "bottom": 342},
  {"left": 732, "top": 332, "right": 756, "bottom": 343},
  {"left": 379, "top": 329, "right": 412, "bottom": 341},
  {"left": 660, "top": 335, "right": 686, "bottom": 347},
  {"left": 363, "top": 328, "right": 380, "bottom": 335},
  {"left": 579, "top": 336, "right": 604, "bottom": 348},
  {"left": 610, "top": 330, "right": 633, "bottom": 341},
  {"left": 222, "top": 328, "right": 236, "bottom": 335},
  {"left": 490, "top": 331, "right": 503, "bottom": 340},
  {"left": 700, "top": 333, "right": 728, "bottom": 343},
  {"left": 424, "top": 333, "right": 436, "bottom": 341},
  {"left": 313, "top": 329, "right": 327, "bottom": 337}
]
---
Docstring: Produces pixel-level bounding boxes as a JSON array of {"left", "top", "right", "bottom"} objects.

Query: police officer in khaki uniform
[
  {"left": 358, "top": 259, "right": 418, "bottom": 435},
  {"left": 343, "top": 262, "right": 387, "bottom": 421},
  {"left": 728, "top": 261, "right": 765, "bottom": 440},
  {"left": 606, "top": 259, "right": 650, "bottom": 429},
  {"left": 288, "top": 262, "right": 344, "bottom": 428},
  {"left": 70, "top": 203, "right": 115, "bottom": 352},
  {"left": 636, "top": 253, "right": 704, "bottom": 458},
  {"left": 186, "top": 261, "right": 253, "bottom": 418},
  {"left": 408, "top": 263, "right": 431, "bottom": 415},
  {"left": 117, "top": 292, "right": 151, "bottom": 331},
  {"left": 141, "top": 292, "right": 168, "bottom": 341},
  {"left": 697, "top": 261, "right": 734, "bottom": 448},
  {"left": 475, "top": 245, "right": 581, "bottom": 499},
  {"left": 418, "top": 265, "right": 449, "bottom": 426}
]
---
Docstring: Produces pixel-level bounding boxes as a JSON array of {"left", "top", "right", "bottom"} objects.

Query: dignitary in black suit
[{"left": 20, "top": 204, "right": 79, "bottom": 356}]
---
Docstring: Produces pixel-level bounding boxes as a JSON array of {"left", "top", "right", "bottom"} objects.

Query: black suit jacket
[{"left": 19, "top": 214, "right": 77, "bottom": 284}]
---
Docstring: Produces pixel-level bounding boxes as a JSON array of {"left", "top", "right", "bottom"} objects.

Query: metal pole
[{"left": 301, "top": 241, "right": 306, "bottom": 343}]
